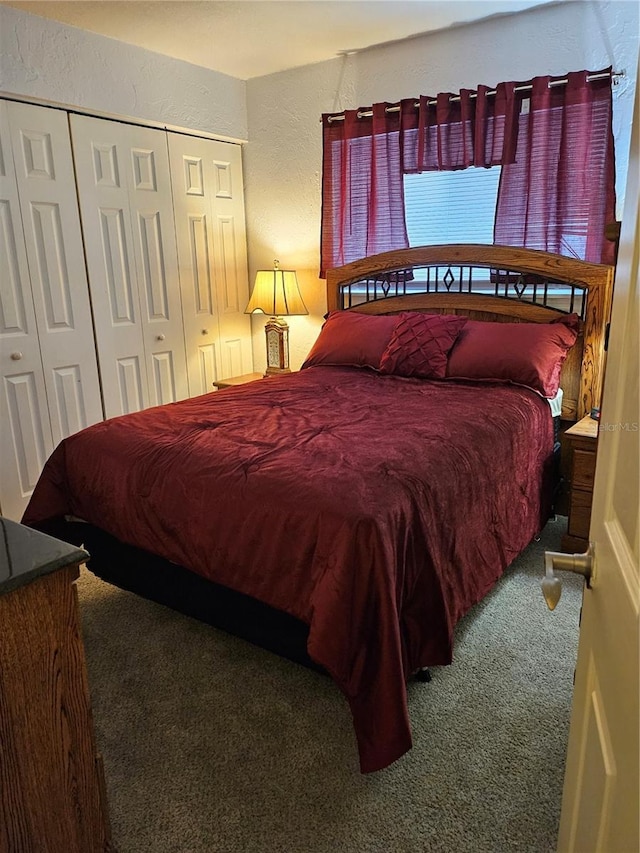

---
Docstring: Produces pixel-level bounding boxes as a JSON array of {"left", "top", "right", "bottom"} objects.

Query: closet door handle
[
  {"left": 10, "top": 352, "right": 23, "bottom": 361},
  {"left": 156, "top": 334, "right": 165, "bottom": 342}
]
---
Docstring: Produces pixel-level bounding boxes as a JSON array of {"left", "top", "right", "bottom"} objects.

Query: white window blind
[{"left": 404, "top": 166, "right": 501, "bottom": 246}]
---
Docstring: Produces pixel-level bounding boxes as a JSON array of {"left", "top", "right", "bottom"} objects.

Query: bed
[{"left": 22, "top": 244, "right": 613, "bottom": 774}]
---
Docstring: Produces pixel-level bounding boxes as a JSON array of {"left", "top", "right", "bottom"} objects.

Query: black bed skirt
[{"left": 42, "top": 520, "right": 323, "bottom": 674}]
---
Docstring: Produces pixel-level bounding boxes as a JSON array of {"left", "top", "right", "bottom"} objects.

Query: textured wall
[
  {"left": 0, "top": 4, "right": 247, "bottom": 140},
  {"left": 1, "top": 2, "right": 637, "bottom": 373},
  {"left": 244, "top": 0, "right": 639, "bottom": 370}
]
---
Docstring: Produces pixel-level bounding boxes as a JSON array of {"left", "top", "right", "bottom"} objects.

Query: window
[{"left": 403, "top": 166, "right": 501, "bottom": 247}]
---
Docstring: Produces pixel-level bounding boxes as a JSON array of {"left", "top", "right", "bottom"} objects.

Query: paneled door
[
  {"left": 556, "top": 75, "right": 639, "bottom": 853},
  {"left": 168, "top": 134, "right": 252, "bottom": 394},
  {"left": 71, "top": 114, "right": 189, "bottom": 417},
  {"left": 0, "top": 101, "right": 103, "bottom": 520}
]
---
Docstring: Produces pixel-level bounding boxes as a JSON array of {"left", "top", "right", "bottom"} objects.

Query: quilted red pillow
[
  {"left": 379, "top": 312, "right": 468, "bottom": 379},
  {"left": 302, "top": 310, "right": 398, "bottom": 370},
  {"left": 446, "top": 314, "right": 580, "bottom": 397}
]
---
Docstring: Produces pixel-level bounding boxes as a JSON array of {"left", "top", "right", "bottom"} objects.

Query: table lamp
[{"left": 245, "top": 260, "right": 308, "bottom": 375}]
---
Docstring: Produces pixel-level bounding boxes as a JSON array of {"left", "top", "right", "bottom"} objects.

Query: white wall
[
  {"left": 244, "top": 0, "right": 640, "bottom": 370},
  {"left": 1, "top": 2, "right": 638, "bottom": 374},
  {"left": 0, "top": 4, "right": 247, "bottom": 140}
]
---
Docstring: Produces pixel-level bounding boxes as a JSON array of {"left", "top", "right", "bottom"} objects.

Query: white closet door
[
  {"left": 71, "top": 114, "right": 188, "bottom": 417},
  {"left": 0, "top": 101, "right": 53, "bottom": 520},
  {"left": 71, "top": 115, "right": 148, "bottom": 417},
  {"left": 126, "top": 124, "right": 189, "bottom": 407},
  {"left": 168, "top": 134, "right": 252, "bottom": 394},
  {"left": 6, "top": 101, "right": 103, "bottom": 445}
]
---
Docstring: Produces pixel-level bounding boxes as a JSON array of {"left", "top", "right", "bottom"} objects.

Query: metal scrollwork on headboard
[{"left": 339, "top": 263, "right": 588, "bottom": 318}]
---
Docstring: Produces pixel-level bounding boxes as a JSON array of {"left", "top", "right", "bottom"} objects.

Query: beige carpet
[{"left": 76, "top": 516, "right": 581, "bottom": 853}]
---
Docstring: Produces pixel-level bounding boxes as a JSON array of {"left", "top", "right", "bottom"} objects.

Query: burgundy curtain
[
  {"left": 321, "top": 69, "right": 615, "bottom": 276},
  {"left": 320, "top": 87, "right": 520, "bottom": 275},
  {"left": 494, "top": 69, "right": 616, "bottom": 264},
  {"left": 400, "top": 84, "right": 519, "bottom": 172},
  {"left": 320, "top": 103, "right": 409, "bottom": 278}
]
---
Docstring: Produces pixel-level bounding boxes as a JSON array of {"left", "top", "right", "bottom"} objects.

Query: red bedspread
[{"left": 23, "top": 366, "right": 554, "bottom": 772}]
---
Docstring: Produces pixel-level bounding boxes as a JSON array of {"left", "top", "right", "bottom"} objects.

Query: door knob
[
  {"left": 542, "top": 544, "right": 595, "bottom": 610},
  {"left": 156, "top": 334, "right": 165, "bottom": 341},
  {"left": 10, "top": 352, "right": 23, "bottom": 360}
]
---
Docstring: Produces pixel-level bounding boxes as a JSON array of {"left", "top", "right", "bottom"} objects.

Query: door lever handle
[{"left": 542, "top": 544, "right": 595, "bottom": 610}]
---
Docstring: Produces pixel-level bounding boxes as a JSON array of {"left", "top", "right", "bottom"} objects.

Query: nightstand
[
  {"left": 213, "top": 372, "right": 264, "bottom": 389},
  {"left": 561, "top": 415, "right": 599, "bottom": 553}
]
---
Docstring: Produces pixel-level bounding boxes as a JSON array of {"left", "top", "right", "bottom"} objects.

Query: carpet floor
[{"left": 76, "top": 516, "right": 581, "bottom": 853}]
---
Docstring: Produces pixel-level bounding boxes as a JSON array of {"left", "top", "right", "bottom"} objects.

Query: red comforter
[{"left": 23, "top": 366, "right": 554, "bottom": 772}]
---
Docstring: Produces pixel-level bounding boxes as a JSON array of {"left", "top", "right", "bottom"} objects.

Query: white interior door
[
  {"left": 6, "top": 102, "right": 103, "bottom": 445},
  {"left": 1, "top": 99, "right": 105, "bottom": 520},
  {"left": 71, "top": 114, "right": 149, "bottom": 417},
  {"left": 71, "top": 114, "right": 188, "bottom": 417},
  {"left": 125, "top": 123, "right": 189, "bottom": 407},
  {"left": 168, "top": 134, "right": 252, "bottom": 393},
  {"left": 556, "top": 78, "right": 639, "bottom": 852},
  {"left": 0, "top": 101, "right": 53, "bottom": 520}
]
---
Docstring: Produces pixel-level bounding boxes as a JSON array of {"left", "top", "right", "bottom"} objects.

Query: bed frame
[
  {"left": 327, "top": 244, "right": 614, "bottom": 421},
  {"left": 51, "top": 244, "right": 614, "bottom": 671}
]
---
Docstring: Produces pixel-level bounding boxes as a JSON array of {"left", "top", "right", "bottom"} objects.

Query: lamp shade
[{"left": 245, "top": 260, "right": 308, "bottom": 317}]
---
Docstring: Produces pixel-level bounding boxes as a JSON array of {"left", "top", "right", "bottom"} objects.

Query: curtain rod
[{"left": 325, "top": 70, "right": 622, "bottom": 123}]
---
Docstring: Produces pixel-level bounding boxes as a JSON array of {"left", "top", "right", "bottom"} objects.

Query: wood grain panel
[
  {"left": 573, "top": 449, "right": 597, "bottom": 489},
  {"left": 0, "top": 567, "right": 112, "bottom": 852},
  {"left": 569, "top": 491, "right": 594, "bottom": 539}
]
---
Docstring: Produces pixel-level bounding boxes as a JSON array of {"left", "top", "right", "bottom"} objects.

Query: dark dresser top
[{"left": 0, "top": 517, "right": 89, "bottom": 596}]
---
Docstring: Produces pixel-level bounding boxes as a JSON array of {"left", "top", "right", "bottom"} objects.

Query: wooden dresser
[
  {"left": 0, "top": 518, "right": 113, "bottom": 852},
  {"left": 561, "top": 415, "right": 599, "bottom": 553}
]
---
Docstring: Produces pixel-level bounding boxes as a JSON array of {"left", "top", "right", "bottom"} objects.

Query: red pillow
[
  {"left": 302, "top": 311, "right": 397, "bottom": 370},
  {"left": 379, "top": 312, "right": 468, "bottom": 379},
  {"left": 446, "top": 314, "right": 580, "bottom": 397}
]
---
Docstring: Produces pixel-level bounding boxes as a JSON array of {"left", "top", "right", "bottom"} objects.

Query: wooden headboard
[{"left": 326, "top": 244, "right": 614, "bottom": 421}]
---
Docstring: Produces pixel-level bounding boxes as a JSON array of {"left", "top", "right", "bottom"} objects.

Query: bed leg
[{"left": 416, "top": 667, "right": 432, "bottom": 683}]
